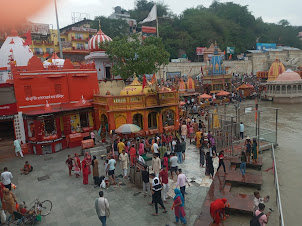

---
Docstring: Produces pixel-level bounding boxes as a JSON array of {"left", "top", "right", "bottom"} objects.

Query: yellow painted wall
[
  {"left": 60, "top": 116, "right": 64, "bottom": 132},
  {"left": 88, "top": 112, "right": 94, "bottom": 127},
  {"left": 69, "top": 113, "right": 80, "bottom": 131}
]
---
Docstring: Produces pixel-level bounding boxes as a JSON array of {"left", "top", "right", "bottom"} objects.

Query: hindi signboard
[
  {"left": 196, "top": 47, "right": 205, "bottom": 55},
  {"left": 227, "top": 47, "right": 235, "bottom": 54}
]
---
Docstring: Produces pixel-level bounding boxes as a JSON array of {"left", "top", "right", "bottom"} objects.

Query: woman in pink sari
[
  {"left": 138, "top": 140, "right": 144, "bottom": 156},
  {"left": 82, "top": 158, "right": 89, "bottom": 184},
  {"left": 85, "top": 152, "right": 92, "bottom": 175}
]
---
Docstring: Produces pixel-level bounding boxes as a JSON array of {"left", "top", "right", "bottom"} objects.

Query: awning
[{"left": 22, "top": 105, "right": 93, "bottom": 116}]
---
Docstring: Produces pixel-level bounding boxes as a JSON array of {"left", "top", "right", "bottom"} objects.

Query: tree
[
  {"left": 100, "top": 35, "right": 170, "bottom": 80},
  {"left": 278, "top": 19, "right": 290, "bottom": 27},
  {"left": 90, "top": 16, "right": 129, "bottom": 38}
]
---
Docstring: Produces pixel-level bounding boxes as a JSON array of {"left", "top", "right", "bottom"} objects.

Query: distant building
[
  {"left": 298, "top": 32, "right": 302, "bottom": 40},
  {"left": 109, "top": 6, "right": 137, "bottom": 34}
]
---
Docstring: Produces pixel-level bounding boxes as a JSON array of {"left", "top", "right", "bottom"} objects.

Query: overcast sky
[{"left": 30, "top": 0, "right": 302, "bottom": 28}]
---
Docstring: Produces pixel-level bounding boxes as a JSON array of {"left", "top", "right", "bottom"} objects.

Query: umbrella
[
  {"left": 115, "top": 124, "right": 141, "bottom": 134},
  {"left": 199, "top": 93, "right": 212, "bottom": 99},
  {"left": 216, "top": 90, "right": 230, "bottom": 96},
  {"left": 237, "top": 84, "right": 250, "bottom": 89},
  {"left": 179, "top": 101, "right": 186, "bottom": 106}
]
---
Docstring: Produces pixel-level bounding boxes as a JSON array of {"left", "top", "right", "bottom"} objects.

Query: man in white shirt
[
  {"left": 95, "top": 191, "right": 109, "bottom": 226},
  {"left": 176, "top": 169, "right": 190, "bottom": 201},
  {"left": 153, "top": 140, "right": 159, "bottom": 154},
  {"left": 170, "top": 153, "right": 178, "bottom": 180},
  {"left": 240, "top": 122, "right": 244, "bottom": 139},
  {"left": 1, "top": 167, "right": 13, "bottom": 190}
]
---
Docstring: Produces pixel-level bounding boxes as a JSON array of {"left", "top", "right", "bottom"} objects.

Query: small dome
[
  {"left": 276, "top": 69, "right": 301, "bottom": 82},
  {"left": 0, "top": 30, "right": 33, "bottom": 67},
  {"left": 179, "top": 79, "right": 186, "bottom": 92},
  {"left": 120, "top": 78, "right": 152, "bottom": 95},
  {"left": 268, "top": 59, "right": 285, "bottom": 81},
  {"left": 88, "top": 29, "right": 112, "bottom": 52},
  {"left": 186, "top": 77, "right": 195, "bottom": 91}
]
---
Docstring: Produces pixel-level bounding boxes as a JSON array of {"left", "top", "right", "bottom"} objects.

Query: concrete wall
[
  {"left": 156, "top": 50, "right": 302, "bottom": 80},
  {"left": 98, "top": 80, "right": 125, "bottom": 96}
]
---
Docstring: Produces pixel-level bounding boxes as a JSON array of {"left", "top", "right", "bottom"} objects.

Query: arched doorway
[
  {"left": 148, "top": 112, "right": 157, "bottom": 129},
  {"left": 115, "top": 115, "right": 127, "bottom": 129},
  {"left": 133, "top": 113, "right": 143, "bottom": 129},
  {"left": 100, "top": 114, "right": 108, "bottom": 132},
  {"left": 162, "top": 110, "right": 175, "bottom": 126}
]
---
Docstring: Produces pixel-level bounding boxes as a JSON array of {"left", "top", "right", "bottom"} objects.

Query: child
[
  {"left": 217, "top": 150, "right": 226, "bottom": 173},
  {"left": 240, "top": 151, "right": 247, "bottom": 175},
  {"left": 104, "top": 160, "right": 109, "bottom": 177}
]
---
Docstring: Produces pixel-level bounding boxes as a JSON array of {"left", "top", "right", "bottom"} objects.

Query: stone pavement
[{"left": 0, "top": 142, "right": 209, "bottom": 226}]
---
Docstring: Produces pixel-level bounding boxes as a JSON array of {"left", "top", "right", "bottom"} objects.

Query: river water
[{"left": 231, "top": 100, "right": 302, "bottom": 225}]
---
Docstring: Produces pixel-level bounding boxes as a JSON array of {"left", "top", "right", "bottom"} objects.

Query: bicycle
[{"left": 28, "top": 198, "right": 52, "bottom": 217}]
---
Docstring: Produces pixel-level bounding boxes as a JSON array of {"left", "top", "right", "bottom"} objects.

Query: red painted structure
[{"left": 12, "top": 56, "right": 99, "bottom": 155}]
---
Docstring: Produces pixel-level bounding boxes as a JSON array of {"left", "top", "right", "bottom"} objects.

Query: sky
[{"left": 30, "top": 0, "right": 302, "bottom": 28}]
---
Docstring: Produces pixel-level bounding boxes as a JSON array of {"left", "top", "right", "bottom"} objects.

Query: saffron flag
[
  {"left": 229, "top": 54, "right": 232, "bottom": 60},
  {"left": 139, "top": 4, "right": 157, "bottom": 24},
  {"left": 151, "top": 74, "right": 156, "bottom": 84},
  {"left": 223, "top": 50, "right": 226, "bottom": 55},
  {"left": 142, "top": 75, "right": 147, "bottom": 89},
  {"left": 22, "top": 31, "right": 32, "bottom": 46},
  {"left": 43, "top": 53, "right": 49, "bottom": 58}
]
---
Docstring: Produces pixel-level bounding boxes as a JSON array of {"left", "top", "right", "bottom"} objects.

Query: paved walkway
[{"left": 0, "top": 142, "right": 209, "bottom": 226}]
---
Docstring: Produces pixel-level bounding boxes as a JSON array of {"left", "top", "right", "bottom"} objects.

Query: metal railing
[{"left": 271, "top": 143, "right": 285, "bottom": 226}]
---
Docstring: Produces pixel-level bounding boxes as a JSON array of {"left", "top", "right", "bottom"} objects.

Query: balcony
[
  {"left": 72, "top": 47, "right": 89, "bottom": 51},
  {"left": 71, "top": 36, "right": 89, "bottom": 42},
  {"left": 33, "top": 40, "right": 43, "bottom": 45},
  {"left": 44, "top": 41, "right": 54, "bottom": 46},
  {"left": 34, "top": 51, "right": 44, "bottom": 55}
]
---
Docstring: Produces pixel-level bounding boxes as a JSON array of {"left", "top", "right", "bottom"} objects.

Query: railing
[{"left": 271, "top": 144, "right": 285, "bottom": 226}]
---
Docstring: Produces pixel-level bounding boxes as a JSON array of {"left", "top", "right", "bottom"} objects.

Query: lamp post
[{"left": 54, "top": 0, "right": 63, "bottom": 58}]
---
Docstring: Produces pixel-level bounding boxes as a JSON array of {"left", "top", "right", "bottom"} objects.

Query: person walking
[
  {"left": 152, "top": 140, "right": 159, "bottom": 154},
  {"left": 159, "top": 165, "right": 169, "bottom": 202},
  {"left": 14, "top": 139, "right": 23, "bottom": 158},
  {"left": 205, "top": 152, "right": 214, "bottom": 179},
  {"left": 150, "top": 174, "right": 167, "bottom": 216},
  {"left": 139, "top": 140, "right": 145, "bottom": 156},
  {"left": 95, "top": 191, "right": 109, "bottom": 226},
  {"left": 240, "top": 151, "right": 247, "bottom": 175},
  {"left": 181, "top": 138, "right": 186, "bottom": 161},
  {"left": 217, "top": 151, "right": 226, "bottom": 174},
  {"left": 181, "top": 122, "right": 187, "bottom": 140},
  {"left": 212, "top": 153, "right": 219, "bottom": 177},
  {"left": 240, "top": 122, "right": 244, "bottom": 139},
  {"left": 254, "top": 203, "right": 270, "bottom": 226},
  {"left": 82, "top": 158, "right": 89, "bottom": 185},
  {"left": 107, "top": 156, "right": 116, "bottom": 185},
  {"left": 1, "top": 167, "right": 13, "bottom": 190},
  {"left": 170, "top": 153, "right": 178, "bottom": 180},
  {"left": 74, "top": 153, "right": 81, "bottom": 178},
  {"left": 119, "top": 149, "right": 129, "bottom": 178},
  {"left": 65, "top": 155, "right": 73, "bottom": 176},
  {"left": 199, "top": 147, "right": 205, "bottom": 167},
  {"left": 152, "top": 154, "right": 161, "bottom": 177},
  {"left": 245, "top": 137, "right": 252, "bottom": 163},
  {"left": 252, "top": 138, "right": 258, "bottom": 163},
  {"left": 188, "top": 123, "right": 193, "bottom": 144},
  {"left": 90, "top": 131, "right": 96, "bottom": 145},
  {"left": 92, "top": 156, "right": 99, "bottom": 185},
  {"left": 176, "top": 169, "right": 190, "bottom": 201},
  {"left": 2, "top": 188, "right": 17, "bottom": 214},
  {"left": 142, "top": 166, "right": 150, "bottom": 197},
  {"left": 175, "top": 139, "right": 182, "bottom": 164},
  {"left": 172, "top": 188, "right": 187, "bottom": 225}
]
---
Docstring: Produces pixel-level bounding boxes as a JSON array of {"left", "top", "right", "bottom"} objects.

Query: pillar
[
  {"left": 143, "top": 111, "right": 148, "bottom": 132},
  {"left": 158, "top": 111, "right": 163, "bottom": 134},
  {"left": 108, "top": 112, "right": 115, "bottom": 131},
  {"left": 55, "top": 117, "right": 61, "bottom": 138}
]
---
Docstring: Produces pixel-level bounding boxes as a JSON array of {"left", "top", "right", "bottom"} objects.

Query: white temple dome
[
  {"left": 88, "top": 29, "right": 112, "bottom": 52},
  {"left": 0, "top": 29, "right": 33, "bottom": 68}
]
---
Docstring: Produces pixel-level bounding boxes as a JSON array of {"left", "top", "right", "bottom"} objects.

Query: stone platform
[{"left": 230, "top": 156, "right": 262, "bottom": 170}]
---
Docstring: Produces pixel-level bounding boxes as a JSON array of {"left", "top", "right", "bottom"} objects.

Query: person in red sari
[
  {"left": 85, "top": 152, "right": 92, "bottom": 175},
  {"left": 210, "top": 198, "right": 227, "bottom": 225},
  {"left": 74, "top": 153, "right": 81, "bottom": 178},
  {"left": 172, "top": 188, "right": 187, "bottom": 224},
  {"left": 82, "top": 158, "right": 89, "bottom": 185},
  {"left": 129, "top": 144, "right": 137, "bottom": 166}
]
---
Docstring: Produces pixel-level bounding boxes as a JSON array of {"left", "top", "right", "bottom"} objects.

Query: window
[
  {"left": 133, "top": 114, "right": 143, "bottom": 129},
  {"left": 75, "top": 33, "right": 83, "bottom": 39},
  {"left": 60, "top": 38, "right": 65, "bottom": 41},
  {"left": 55, "top": 84, "right": 61, "bottom": 94},
  {"left": 46, "top": 48, "right": 54, "bottom": 54},
  {"left": 34, "top": 48, "right": 43, "bottom": 54},
  {"left": 44, "top": 119, "right": 56, "bottom": 136},
  {"left": 76, "top": 43, "right": 84, "bottom": 49},
  {"left": 24, "top": 86, "right": 32, "bottom": 97},
  {"left": 105, "top": 67, "right": 111, "bottom": 79},
  {"left": 148, "top": 112, "right": 157, "bottom": 129},
  {"left": 80, "top": 112, "right": 89, "bottom": 128}
]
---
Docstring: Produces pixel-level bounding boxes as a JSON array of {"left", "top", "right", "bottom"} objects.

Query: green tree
[
  {"left": 100, "top": 35, "right": 170, "bottom": 80},
  {"left": 90, "top": 16, "right": 129, "bottom": 38}
]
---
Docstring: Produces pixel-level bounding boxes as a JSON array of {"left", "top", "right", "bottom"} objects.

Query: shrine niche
[
  {"left": 148, "top": 112, "right": 158, "bottom": 129},
  {"left": 133, "top": 113, "right": 143, "bottom": 129},
  {"left": 162, "top": 109, "right": 175, "bottom": 126}
]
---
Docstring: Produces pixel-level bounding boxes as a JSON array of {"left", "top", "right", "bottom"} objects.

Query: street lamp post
[{"left": 54, "top": 0, "right": 63, "bottom": 58}]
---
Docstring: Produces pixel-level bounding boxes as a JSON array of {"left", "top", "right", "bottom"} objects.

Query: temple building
[
  {"left": 203, "top": 43, "right": 222, "bottom": 62},
  {"left": 93, "top": 77, "right": 180, "bottom": 136},
  {"left": 178, "top": 76, "right": 198, "bottom": 97},
  {"left": 203, "top": 46, "right": 232, "bottom": 92},
  {"left": 266, "top": 69, "right": 302, "bottom": 103}
]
